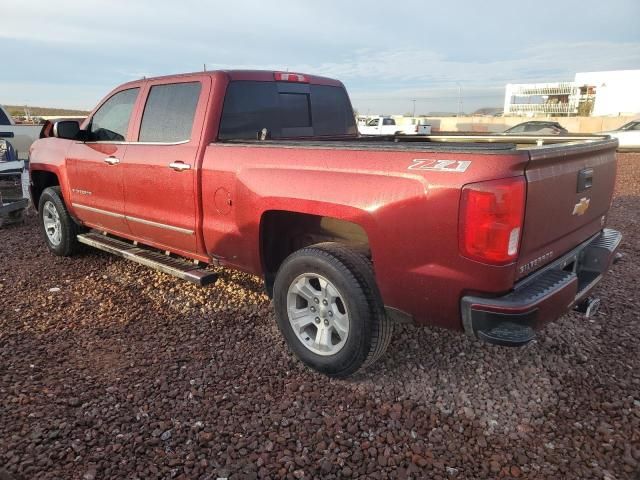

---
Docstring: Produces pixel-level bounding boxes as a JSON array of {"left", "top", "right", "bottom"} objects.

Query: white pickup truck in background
[
  {"left": 358, "top": 116, "right": 431, "bottom": 136},
  {"left": 0, "top": 144, "right": 29, "bottom": 225},
  {"left": 0, "top": 105, "right": 42, "bottom": 160}
]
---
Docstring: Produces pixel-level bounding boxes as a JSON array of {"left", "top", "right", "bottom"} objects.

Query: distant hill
[
  {"left": 4, "top": 105, "right": 90, "bottom": 117},
  {"left": 426, "top": 112, "right": 459, "bottom": 117},
  {"left": 473, "top": 107, "right": 503, "bottom": 116}
]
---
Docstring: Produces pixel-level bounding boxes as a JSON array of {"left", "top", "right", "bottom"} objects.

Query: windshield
[
  {"left": 0, "top": 107, "right": 11, "bottom": 126},
  {"left": 618, "top": 121, "right": 640, "bottom": 131}
]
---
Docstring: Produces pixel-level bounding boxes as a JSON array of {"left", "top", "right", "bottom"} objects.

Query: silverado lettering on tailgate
[
  {"left": 409, "top": 159, "right": 471, "bottom": 172},
  {"left": 519, "top": 251, "right": 555, "bottom": 275}
]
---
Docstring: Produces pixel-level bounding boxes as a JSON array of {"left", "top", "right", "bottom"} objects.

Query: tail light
[
  {"left": 274, "top": 72, "right": 308, "bottom": 83},
  {"left": 459, "top": 176, "right": 526, "bottom": 265}
]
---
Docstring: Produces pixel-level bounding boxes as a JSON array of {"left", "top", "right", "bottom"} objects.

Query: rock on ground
[{"left": 1, "top": 154, "right": 639, "bottom": 479}]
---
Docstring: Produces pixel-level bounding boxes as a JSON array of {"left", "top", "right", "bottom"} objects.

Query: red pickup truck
[{"left": 29, "top": 70, "right": 621, "bottom": 377}]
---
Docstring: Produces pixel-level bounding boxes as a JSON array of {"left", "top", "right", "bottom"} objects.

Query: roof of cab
[{"left": 118, "top": 70, "right": 344, "bottom": 88}]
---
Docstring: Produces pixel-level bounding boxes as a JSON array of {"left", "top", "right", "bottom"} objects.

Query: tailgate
[{"left": 516, "top": 139, "right": 618, "bottom": 279}]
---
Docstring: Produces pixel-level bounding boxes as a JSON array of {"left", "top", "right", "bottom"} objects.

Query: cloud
[
  {"left": 206, "top": 41, "right": 640, "bottom": 113},
  {"left": 1, "top": 0, "right": 639, "bottom": 112},
  {"left": 208, "top": 41, "right": 640, "bottom": 85}
]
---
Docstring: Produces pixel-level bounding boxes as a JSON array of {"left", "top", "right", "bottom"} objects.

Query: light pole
[
  {"left": 411, "top": 99, "right": 416, "bottom": 117},
  {"left": 456, "top": 82, "right": 464, "bottom": 117}
]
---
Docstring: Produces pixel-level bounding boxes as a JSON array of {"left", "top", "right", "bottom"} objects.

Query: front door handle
[
  {"left": 104, "top": 156, "right": 120, "bottom": 165},
  {"left": 169, "top": 161, "right": 191, "bottom": 172}
]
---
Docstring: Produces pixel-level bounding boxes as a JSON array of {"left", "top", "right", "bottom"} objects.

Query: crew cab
[{"left": 29, "top": 70, "right": 621, "bottom": 377}]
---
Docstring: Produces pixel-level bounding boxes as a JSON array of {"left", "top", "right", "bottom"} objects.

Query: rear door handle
[
  {"left": 104, "top": 156, "right": 120, "bottom": 165},
  {"left": 169, "top": 161, "right": 191, "bottom": 172}
]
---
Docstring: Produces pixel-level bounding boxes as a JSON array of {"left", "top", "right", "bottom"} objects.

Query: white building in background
[{"left": 504, "top": 70, "right": 640, "bottom": 117}]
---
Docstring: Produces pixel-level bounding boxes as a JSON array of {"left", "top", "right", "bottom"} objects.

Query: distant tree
[
  {"left": 577, "top": 99, "right": 594, "bottom": 117},
  {"left": 4, "top": 105, "right": 90, "bottom": 117}
]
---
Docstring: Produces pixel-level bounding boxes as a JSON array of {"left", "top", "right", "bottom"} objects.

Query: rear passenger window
[
  {"left": 89, "top": 88, "right": 139, "bottom": 142},
  {"left": 139, "top": 82, "right": 201, "bottom": 143}
]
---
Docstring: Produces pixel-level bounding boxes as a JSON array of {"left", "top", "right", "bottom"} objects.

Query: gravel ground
[{"left": 1, "top": 154, "right": 639, "bottom": 480}]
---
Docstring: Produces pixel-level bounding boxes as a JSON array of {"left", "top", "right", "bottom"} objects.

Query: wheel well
[
  {"left": 260, "top": 211, "right": 370, "bottom": 296},
  {"left": 30, "top": 170, "right": 60, "bottom": 209}
]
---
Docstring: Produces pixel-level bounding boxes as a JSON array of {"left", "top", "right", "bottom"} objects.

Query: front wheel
[
  {"left": 38, "top": 186, "right": 80, "bottom": 256},
  {"left": 273, "top": 242, "right": 393, "bottom": 377}
]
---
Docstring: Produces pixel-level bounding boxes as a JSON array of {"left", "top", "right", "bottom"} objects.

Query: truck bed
[{"left": 211, "top": 133, "right": 619, "bottom": 293}]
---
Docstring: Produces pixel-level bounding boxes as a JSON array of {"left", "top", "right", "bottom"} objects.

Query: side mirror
[{"left": 53, "top": 120, "right": 81, "bottom": 140}]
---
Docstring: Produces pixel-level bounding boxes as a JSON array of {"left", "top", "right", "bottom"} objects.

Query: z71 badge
[{"left": 408, "top": 159, "right": 471, "bottom": 172}]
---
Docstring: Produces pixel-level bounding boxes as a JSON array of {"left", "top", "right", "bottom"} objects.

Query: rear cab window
[{"left": 218, "top": 81, "right": 356, "bottom": 140}]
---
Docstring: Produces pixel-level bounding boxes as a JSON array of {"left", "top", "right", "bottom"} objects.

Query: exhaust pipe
[{"left": 574, "top": 296, "right": 601, "bottom": 318}]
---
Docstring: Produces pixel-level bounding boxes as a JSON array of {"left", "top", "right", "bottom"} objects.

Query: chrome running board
[{"left": 77, "top": 232, "right": 218, "bottom": 286}]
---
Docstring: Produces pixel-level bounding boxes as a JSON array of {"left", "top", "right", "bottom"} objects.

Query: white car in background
[
  {"left": 602, "top": 120, "right": 640, "bottom": 151},
  {"left": 358, "top": 116, "right": 431, "bottom": 136}
]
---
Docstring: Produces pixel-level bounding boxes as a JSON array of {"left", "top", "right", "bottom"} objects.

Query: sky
[{"left": 2, "top": 0, "right": 640, "bottom": 115}]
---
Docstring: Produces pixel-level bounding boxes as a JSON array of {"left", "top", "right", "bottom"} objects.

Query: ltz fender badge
[{"left": 408, "top": 159, "right": 471, "bottom": 172}]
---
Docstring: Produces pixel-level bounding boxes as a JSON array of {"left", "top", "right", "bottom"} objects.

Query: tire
[
  {"left": 38, "top": 186, "right": 80, "bottom": 256},
  {"left": 273, "top": 242, "right": 393, "bottom": 377}
]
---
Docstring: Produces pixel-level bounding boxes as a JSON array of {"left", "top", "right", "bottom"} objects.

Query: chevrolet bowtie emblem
[{"left": 572, "top": 197, "right": 590, "bottom": 216}]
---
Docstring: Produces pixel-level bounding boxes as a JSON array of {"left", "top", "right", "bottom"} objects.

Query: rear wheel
[
  {"left": 38, "top": 186, "right": 80, "bottom": 256},
  {"left": 273, "top": 242, "right": 392, "bottom": 377}
]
